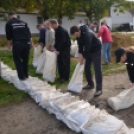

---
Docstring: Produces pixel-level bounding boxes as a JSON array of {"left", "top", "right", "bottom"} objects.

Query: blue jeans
[{"left": 102, "top": 43, "right": 112, "bottom": 64}]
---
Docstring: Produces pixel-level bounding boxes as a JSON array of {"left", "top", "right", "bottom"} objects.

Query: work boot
[
  {"left": 56, "top": 77, "right": 62, "bottom": 81},
  {"left": 60, "top": 79, "right": 69, "bottom": 83},
  {"left": 83, "top": 84, "right": 94, "bottom": 90},
  {"left": 94, "top": 90, "right": 102, "bottom": 97}
]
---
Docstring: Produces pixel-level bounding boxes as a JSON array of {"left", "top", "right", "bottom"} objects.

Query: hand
[
  {"left": 7, "top": 46, "right": 12, "bottom": 52},
  {"left": 132, "top": 83, "right": 134, "bottom": 86},
  {"left": 30, "top": 44, "right": 34, "bottom": 50},
  {"left": 35, "top": 44, "right": 39, "bottom": 47},
  {"left": 55, "top": 51, "right": 60, "bottom": 55}
]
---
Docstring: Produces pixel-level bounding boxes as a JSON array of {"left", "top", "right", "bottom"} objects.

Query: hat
[{"left": 115, "top": 48, "right": 125, "bottom": 63}]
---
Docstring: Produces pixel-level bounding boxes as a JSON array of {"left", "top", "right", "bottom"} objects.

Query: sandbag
[
  {"left": 70, "top": 40, "right": 78, "bottom": 57},
  {"left": 68, "top": 62, "right": 84, "bottom": 93},
  {"left": 36, "top": 51, "right": 46, "bottom": 74},
  {"left": 108, "top": 87, "right": 134, "bottom": 111},
  {"left": 33, "top": 45, "right": 42, "bottom": 68},
  {"left": 43, "top": 50, "right": 57, "bottom": 82},
  {"left": 81, "top": 110, "right": 124, "bottom": 134}
]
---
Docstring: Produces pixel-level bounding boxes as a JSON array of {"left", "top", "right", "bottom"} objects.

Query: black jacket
[
  {"left": 38, "top": 27, "right": 46, "bottom": 45},
  {"left": 125, "top": 52, "right": 134, "bottom": 83},
  {"left": 55, "top": 25, "right": 71, "bottom": 51},
  {"left": 76, "top": 25, "right": 101, "bottom": 58},
  {"left": 5, "top": 18, "right": 31, "bottom": 42}
]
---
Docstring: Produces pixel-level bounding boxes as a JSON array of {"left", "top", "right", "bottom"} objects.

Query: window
[{"left": 37, "top": 16, "right": 43, "bottom": 24}]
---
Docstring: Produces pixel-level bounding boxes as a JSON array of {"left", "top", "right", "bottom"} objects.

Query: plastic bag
[
  {"left": 68, "top": 62, "right": 84, "bottom": 93},
  {"left": 43, "top": 50, "right": 57, "bottom": 82},
  {"left": 33, "top": 45, "right": 42, "bottom": 68},
  {"left": 36, "top": 51, "right": 46, "bottom": 74},
  {"left": 108, "top": 87, "right": 134, "bottom": 111}
]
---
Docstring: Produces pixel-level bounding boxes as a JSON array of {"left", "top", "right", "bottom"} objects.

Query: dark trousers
[
  {"left": 85, "top": 51, "right": 102, "bottom": 91},
  {"left": 57, "top": 48, "right": 70, "bottom": 80},
  {"left": 12, "top": 41, "right": 30, "bottom": 80}
]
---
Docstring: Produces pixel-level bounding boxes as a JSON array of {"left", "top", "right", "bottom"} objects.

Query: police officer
[
  {"left": 5, "top": 12, "right": 33, "bottom": 80},
  {"left": 50, "top": 19, "right": 71, "bottom": 83}
]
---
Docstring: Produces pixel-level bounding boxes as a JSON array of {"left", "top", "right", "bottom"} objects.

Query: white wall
[
  {"left": 0, "top": 13, "right": 42, "bottom": 35},
  {"left": 111, "top": 7, "right": 133, "bottom": 28},
  {"left": 62, "top": 15, "right": 89, "bottom": 32}
]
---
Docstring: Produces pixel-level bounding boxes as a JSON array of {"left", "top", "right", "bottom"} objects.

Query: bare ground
[{"left": 0, "top": 72, "right": 134, "bottom": 134}]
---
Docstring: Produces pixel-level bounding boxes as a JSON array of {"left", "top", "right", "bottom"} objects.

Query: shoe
[
  {"left": 60, "top": 79, "right": 69, "bottom": 83},
  {"left": 102, "top": 63, "right": 108, "bottom": 66},
  {"left": 57, "top": 77, "right": 62, "bottom": 81},
  {"left": 83, "top": 84, "right": 94, "bottom": 90},
  {"left": 94, "top": 90, "right": 102, "bottom": 97}
]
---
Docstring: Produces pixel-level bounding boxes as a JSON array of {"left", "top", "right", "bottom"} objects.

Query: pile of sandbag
[
  {"left": 70, "top": 40, "right": 79, "bottom": 58},
  {"left": 108, "top": 87, "right": 134, "bottom": 111},
  {"left": 1, "top": 61, "right": 134, "bottom": 134}
]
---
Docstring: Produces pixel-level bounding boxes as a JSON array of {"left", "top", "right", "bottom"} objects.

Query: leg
[
  {"left": 92, "top": 51, "right": 102, "bottom": 92},
  {"left": 57, "top": 53, "right": 64, "bottom": 79},
  {"left": 107, "top": 43, "right": 112, "bottom": 62},
  {"left": 102, "top": 43, "right": 109, "bottom": 64},
  {"left": 85, "top": 56, "right": 94, "bottom": 86},
  {"left": 21, "top": 44, "right": 30, "bottom": 78},
  {"left": 62, "top": 49, "right": 70, "bottom": 80},
  {"left": 12, "top": 43, "right": 25, "bottom": 80}
]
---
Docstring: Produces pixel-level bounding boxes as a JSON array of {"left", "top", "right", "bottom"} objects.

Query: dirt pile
[{"left": 111, "top": 33, "right": 134, "bottom": 62}]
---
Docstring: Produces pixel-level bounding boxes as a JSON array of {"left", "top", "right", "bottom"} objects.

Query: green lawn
[{"left": 0, "top": 50, "right": 126, "bottom": 107}]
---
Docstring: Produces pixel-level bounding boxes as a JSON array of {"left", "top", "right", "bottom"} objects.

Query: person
[
  {"left": 5, "top": 12, "right": 33, "bottom": 80},
  {"left": 70, "top": 25, "right": 102, "bottom": 97},
  {"left": 89, "top": 22, "right": 98, "bottom": 32},
  {"left": 36, "top": 24, "right": 46, "bottom": 47},
  {"left": 78, "top": 20, "right": 84, "bottom": 27},
  {"left": 50, "top": 19, "right": 71, "bottom": 83},
  {"left": 115, "top": 47, "right": 134, "bottom": 87},
  {"left": 103, "top": 20, "right": 111, "bottom": 31},
  {"left": 98, "top": 22, "right": 113, "bottom": 65},
  {"left": 44, "top": 20, "right": 55, "bottom": 51}
]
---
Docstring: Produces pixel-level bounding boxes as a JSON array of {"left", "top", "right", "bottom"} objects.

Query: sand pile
[{"left": 111, "top": 33, "right": 134, "bottom": 62}]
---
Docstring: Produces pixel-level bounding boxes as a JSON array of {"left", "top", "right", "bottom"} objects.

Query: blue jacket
[{"left": 38, "top": 27, "right": 46, "bottom": 46}]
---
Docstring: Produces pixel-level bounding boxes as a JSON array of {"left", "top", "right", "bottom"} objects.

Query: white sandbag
[
  {"left": 43, "top": 50, "right": 57, "bottom": 82},
  {"left": 11, "top": 76, "right": 31, "bottom": 91},
  {"left": 36, "top": 51, "right": 46, "bottom": 74},
  {"left": 67, "top": 106, "right": 100, "bottom": 128},
  {"left": 33, "top": 45, "right": 42, "bottom": 68},
  {"left": 1, "top": 70, "right": 17, "bottom": 83},
  {"left": 75, "top": 44, "right": 79, "bottom": 58},
  {"left": 81, "top": 110, "right": 124, "bottom": 134},
  {"left": 68, "top": 62, "right": 84, "bottom": 93},
  {"left": 108, "top": 87, "right": 134, "bottom": 111}
]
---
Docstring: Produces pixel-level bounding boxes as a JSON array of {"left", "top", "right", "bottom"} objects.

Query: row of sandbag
[{"left": 1, "top": 61, "right": 134, "bottom": 134}]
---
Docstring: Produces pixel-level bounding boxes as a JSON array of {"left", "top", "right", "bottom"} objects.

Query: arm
[
  {"left": 47, "top": 30, "right": 55, "bottom": 51},
  {"left": 82, "top": 33, "right": 93, "bottom": 58},
  {"left": 97, "top": 27, "right": 104, "bottom": 38},
  {"left": 126, "top": 64, "right": 134, "bottom": 83}
]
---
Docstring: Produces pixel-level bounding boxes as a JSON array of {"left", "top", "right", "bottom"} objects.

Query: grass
[
  {"left": 0, "top": 49, "right": 126, "bottom": 107},
  {"left": 127, "top": 34, "right": 134, "bottom": 38}
]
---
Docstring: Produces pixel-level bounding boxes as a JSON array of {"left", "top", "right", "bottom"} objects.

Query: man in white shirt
[
  {"left": 44, "top": 20, "right": 55, "bottom": 51},
  {"left": 78, "top": 20, "right": 84, "bottom": 27}
]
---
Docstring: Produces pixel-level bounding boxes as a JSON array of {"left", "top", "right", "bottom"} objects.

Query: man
[
  {"left": 70, "top": 25, "right": 102, "bottom": 97},
  {"left": 103, "top": 20, "right": 111, "bottom": 31},
  {"left": 5, "top": 12, "right": 33, "bottom": 80},
  {"left": 89, "top": 22, "right": 98, "bottom": 32},
  {"left": 36, "top": 24, "right": 46, "bottom": 47},
  {"left": 78, "top": 20, "right": 84, "bottom": 27},
  {"left": 50, "top": 19, "right": 71, "bottom": 83},
  {"left": 44, "top": 20, "right": 55, "bottom": 51},
  {"left": 98, "top": 22, "right": 113, "bottom": 65}
]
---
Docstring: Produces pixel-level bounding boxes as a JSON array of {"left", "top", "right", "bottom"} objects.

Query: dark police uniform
[
  {"left": 55, "top": 25, "right": 71, "bottom": 80},
  {"left": 125, "top": 52, "right": 134, "bottom": 83},
  {"left": 5, "top": 17, "right": 31, "bottom": 80},
  {"left": 76, "top": 25, "right": 102, "bottom": 92}
]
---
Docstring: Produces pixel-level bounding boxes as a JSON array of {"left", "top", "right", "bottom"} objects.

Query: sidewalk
[{"left": 0, "top": 47, "right": 7, "bottom": 51}]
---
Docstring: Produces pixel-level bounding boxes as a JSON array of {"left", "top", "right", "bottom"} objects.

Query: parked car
[{"left": 117, "top": 23, "right": 133, "bottom": 32}]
